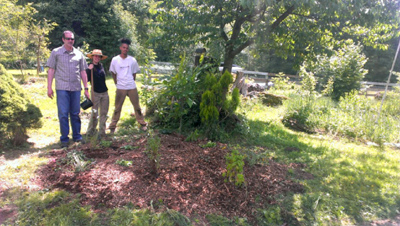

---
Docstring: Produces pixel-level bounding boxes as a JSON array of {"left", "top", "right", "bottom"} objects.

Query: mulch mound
[{"left": 34, "top": 133, "right": 309, "bottom": 224}]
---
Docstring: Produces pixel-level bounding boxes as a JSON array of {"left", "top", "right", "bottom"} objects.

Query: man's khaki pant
[
  {"left": 87, "top": 91, "right": 109, "bottom": 136},
  {"left": 109, "top": 88, "right": 146, "bottom": 130}
]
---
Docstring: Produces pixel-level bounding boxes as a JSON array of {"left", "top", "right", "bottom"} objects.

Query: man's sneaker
[
  {"left": 74, "top": 139, "right": 86, "bottom": 144},
  {"left": 60, "top": 142, "right": 69, "bottom": 148}
]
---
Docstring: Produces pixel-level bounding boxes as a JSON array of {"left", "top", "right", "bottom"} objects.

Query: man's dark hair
[
  {"left": 62, "top": 30, "right": 74, "bottom": 39},
  {"left": 119, "top": 38, "right": 131, "bottom": 45}
]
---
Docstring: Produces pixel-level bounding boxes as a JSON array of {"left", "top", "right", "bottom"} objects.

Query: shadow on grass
[{"left": 244, "top": 118, "right": 400, "bottom": 225}]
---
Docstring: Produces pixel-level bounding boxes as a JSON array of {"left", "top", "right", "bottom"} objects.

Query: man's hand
[
  {"left": 47, "top": 88, "right": 54, "bottom": 99},
  {"left": 88, "top": 64, "right": 94, "bottom": 70},
  {"left": 47, "top": 68, "right": 55, "bottom": 99},
  {"left": 84, "top": 89, "right": 90, "bottom": 99}
]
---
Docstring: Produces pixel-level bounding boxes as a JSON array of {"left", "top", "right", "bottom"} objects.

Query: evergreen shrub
[{"left": 0, "top": 64, "right": 42, "bottom": 146}]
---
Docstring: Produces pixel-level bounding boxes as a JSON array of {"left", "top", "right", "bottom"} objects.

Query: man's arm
[
  {"left": 112, "top": 72, "right": 117, "bottom": 84},
  {"left": 47, "top": 68, "right": 55, "bottom": 99},
  {"left": 80, "top": 70, "right": 90, "bottom": 99},
  {"left": 133, "top": 73, "right": 136, "bottom": 81}
]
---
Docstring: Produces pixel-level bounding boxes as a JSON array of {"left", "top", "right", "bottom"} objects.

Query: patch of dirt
[
  {"left": 0, "top": 204, "right": 18, "bottom": 225},
  {"left": 32, "top": 133, "right": 308, "bottom": 224},
  {"left": 369, "top": 215, "right": 400, "bottom": 226}
]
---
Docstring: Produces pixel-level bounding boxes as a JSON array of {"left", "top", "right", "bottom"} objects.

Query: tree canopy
[
  {"left": 1, "top": 0, "right": 400, "bottom": 81},
  {"left": 157, "top": 0, "right": 400, "bottom": 73}
]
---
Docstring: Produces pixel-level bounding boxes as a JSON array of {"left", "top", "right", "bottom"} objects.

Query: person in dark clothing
[{"left": 86, "top": 49, "right": 109, "bottom": 137}]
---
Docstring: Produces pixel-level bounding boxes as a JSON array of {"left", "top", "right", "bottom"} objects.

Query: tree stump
[{"left": 232, "top": 71, "right": 248, "bottom": 96}]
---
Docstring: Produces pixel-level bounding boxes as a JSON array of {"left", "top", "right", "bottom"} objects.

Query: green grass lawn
[{"left": 1, "top": 70, "right": 400, "bottom": 225}]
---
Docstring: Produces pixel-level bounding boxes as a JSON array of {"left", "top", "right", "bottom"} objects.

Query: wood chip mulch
[{"left": 34, "top": 133, "right": 309, "bottom": 224}]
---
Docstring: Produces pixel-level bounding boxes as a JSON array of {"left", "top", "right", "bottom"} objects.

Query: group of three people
[{"left": 47, "top": 30, "right": 147, "bottom": 148}]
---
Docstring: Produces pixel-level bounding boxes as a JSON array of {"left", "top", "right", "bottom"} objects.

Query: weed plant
[
  {"left": 116, "top": 159, "right": 133, "bottom": 167},
  {"left": 222, "top": 147, "right": 245, "bottom": 187},
  {"left": 60, "top": 150, "right": 94, "bottom": 172},
  {"left": 199, "top": 141, "right": 216, "bottom": 148},
  {"left": 145, "top": 131, "right": 161, "bottom": 174}
]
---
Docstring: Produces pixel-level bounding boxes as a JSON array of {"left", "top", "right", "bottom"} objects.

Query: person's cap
[{"left": 87, "top": 49, "right": 107, "bottom": 60}]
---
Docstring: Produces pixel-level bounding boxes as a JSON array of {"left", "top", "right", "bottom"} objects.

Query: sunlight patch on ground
[{"left": 0, "top": 153, "right": 48, "bottom": 191}]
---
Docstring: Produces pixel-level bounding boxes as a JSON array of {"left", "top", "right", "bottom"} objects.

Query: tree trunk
[
  {"left": 36, "top": 35, "right": 41, "bottom": 77},
  {"left": 19, "top": 60, "right": 25, "bottom": 82},
  {"left": 223, "top": 48, "right": 235, "bottom": 73}
]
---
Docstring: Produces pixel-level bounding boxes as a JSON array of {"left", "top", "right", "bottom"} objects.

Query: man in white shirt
[{"left": 108, "top": 38, "right": 147, "bottom": 133}]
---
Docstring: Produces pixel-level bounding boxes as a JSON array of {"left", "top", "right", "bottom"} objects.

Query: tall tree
[
  {"left": 0, "top": 0, "right": 36, "bottom": 75},
  {"left": 158, "top": 0, "right": 400, "bottom": 73},
  {"left": 30, "top": 19, "right": 57, "bottom": 76},
  {"left": 31, "top": 0, "right": 155, "bottom": 67}
]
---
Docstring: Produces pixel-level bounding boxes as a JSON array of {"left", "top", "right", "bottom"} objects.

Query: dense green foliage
[
  {"left": 1, "top": 0, "right": 156, "bottom": 70},
  {"left": 2, "top": 0, "right": 400, "bottom": 81},
  {"left": 282, "top": 87, "right": 400, "bottom": 144},
  {"left": 0, "top": 64, "right": 42, "bottom": 146},
  {"left": 0, "top": 0, "right": 55, "bottom": 76},
  {"left": 301, "top": 41, "right": 368, "bottom": 100},
  {"left": 144, "top": 60, "right": 240, "bottom": 139},
  {"left": 363, "top": 37, "right": 400, "bottom": 82},
  {"left": 157, "top": 0, "right": 399, "bottom": 75}
]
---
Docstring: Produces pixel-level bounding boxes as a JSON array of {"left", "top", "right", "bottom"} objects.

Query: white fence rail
[{"left": 143, "top": 62, "right": 399, "bottom": 95}]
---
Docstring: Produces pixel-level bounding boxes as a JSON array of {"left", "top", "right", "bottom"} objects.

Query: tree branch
[
  {"left": 218, "top": 6, "right": 229, "bottom": 42},
  {"left": 270, "top": 5, "right": 295, "bottom": 31},
  {"left": 232, "top": 39, "right": 253, "bottom": 56}
]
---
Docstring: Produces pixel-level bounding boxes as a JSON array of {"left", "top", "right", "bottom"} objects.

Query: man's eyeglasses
[{"left": 64, "top": 38, "right": 74, "bottom": 41}]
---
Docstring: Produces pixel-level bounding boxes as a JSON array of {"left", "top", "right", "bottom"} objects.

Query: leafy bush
[
  {"left": 144, "top": 58, "right": 241, "bottom": 140},
  {"left": 302, "top": 40, "right": 368, "bottom": 100},
  {"left": 270, "top": 72, "right": 294, "bottom": 91},
  {"left": 222, "top": 147, "right": 245, "bottom": 187},
  {"left": 0, "top": 64, "right": 42, "bottom": 146}
]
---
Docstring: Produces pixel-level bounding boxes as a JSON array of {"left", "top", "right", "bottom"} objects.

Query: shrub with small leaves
[
  {"left": 146, "top": 132, "right": 161, "bottom": 174},
  {"left": 0, "top": 64, "right": 43, "bottom": 146},
  {"left": 222, "top": 148, "right": 245, "bottom": 187}
]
